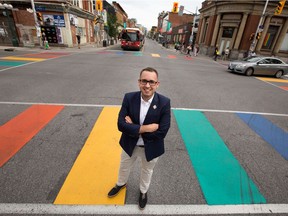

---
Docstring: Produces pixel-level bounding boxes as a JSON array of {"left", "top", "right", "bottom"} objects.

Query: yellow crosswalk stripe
[
  {"left": 257, "top": 77, "right": 288, "bottom": 83},
  {"left": 54, "top": 107, "right": 125, "bottom": 205},
  {"left": 151, "top": 53, "right": 160, "bottom": 57},
  {"left": 1, "top": 56, "right": 45, "bottom": 62}
]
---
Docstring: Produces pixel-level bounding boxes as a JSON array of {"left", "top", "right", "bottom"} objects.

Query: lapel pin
[{"left": 153, "top": 105, "right": 157, "bottom": 109}]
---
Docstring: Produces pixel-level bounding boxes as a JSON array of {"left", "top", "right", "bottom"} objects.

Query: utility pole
[
  {"left": 31, "top": 0, "right": 42, "bottom": 47},
  {"left": 189, "top": 7, "right": 198, "bottom": 46},
  {"left": 249, "top": 0, "right": 269, "bottom": 54},
  {"left": 31, "top": 0, "right": 38, "bottom": 26}
]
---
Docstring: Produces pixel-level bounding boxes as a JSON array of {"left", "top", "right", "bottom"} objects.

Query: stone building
[{"left": 196, "top": 0, "right": 288, "bottom": 59}]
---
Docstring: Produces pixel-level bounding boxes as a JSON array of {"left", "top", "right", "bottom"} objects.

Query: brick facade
[{"left": 197, "top": 0, "right": 288, "bottom": 59}]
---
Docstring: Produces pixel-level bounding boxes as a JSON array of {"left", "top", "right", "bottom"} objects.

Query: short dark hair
[{"left": 140, "top": 67, "right": 158, "bottom": 78}]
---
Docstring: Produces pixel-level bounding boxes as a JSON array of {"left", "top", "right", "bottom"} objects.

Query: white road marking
[
  {"left": 0, "top": 101, "right": 287, "bottom": 117},
  {"left": 0, "top": 203, "right": 288, "bottom": 215}
]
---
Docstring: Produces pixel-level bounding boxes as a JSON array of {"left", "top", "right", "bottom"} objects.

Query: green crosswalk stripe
[{"left": 173, "top": 110, "right": 266, "bottom": 205}]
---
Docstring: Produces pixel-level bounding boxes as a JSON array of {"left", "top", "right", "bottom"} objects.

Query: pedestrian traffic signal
[
  {"left": 274, "top": 0, "right": 286, "bottom": 15},
  {"left": 96, "top": 0, "right": 103, "bottom": 11},
  {"left": 249, "top": 33, "right": 255, "bottom": 41},
  {"left": 172, "top": 2, "right": 179, "bottom": 13},
  {"left": 256, "top": 32, "right": 262, "bottom": 40},
  {"left": 178, "top": 5, "right": 184, "bottom": 16},
  {"left": 36, "top": 12, "right": 43, "bottom": 22}
]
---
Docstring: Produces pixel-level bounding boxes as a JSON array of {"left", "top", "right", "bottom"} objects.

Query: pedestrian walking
[
  {"left": 41, "top": 32, "right": 46, "bottom": 47},
  {"left": 224, "top": 47, "right": 230, "bottom": 60},
  {"left": 213, "top": 46, "right": 219, "bottom": 61},
  {"left": 175, "top": 41, "right": 180, "bottom": 52},
  {"left": 107, "top": 67, "right": 171, "bottom": 210},
  {"left": 194, "top": 44, "right": 199, "bottom": 56},
  {"left": 181, "top": 42, "right": 186, "bottom": 54},
  {"left": 186, "top": 45, "right": 192, "bottom": 56},
  {"left": 42, "top": 32, "right": 49, "bottom": 50},
  {"left": 44, "top": 40, "right": 49, "bottom": 50},
  {"left": 76, "top": 32, "right": 81, "bottom": 49}
]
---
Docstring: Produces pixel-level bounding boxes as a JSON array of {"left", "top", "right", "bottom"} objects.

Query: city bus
[{"left": 119, "top": 28, "right": 144, "bottom": 51}]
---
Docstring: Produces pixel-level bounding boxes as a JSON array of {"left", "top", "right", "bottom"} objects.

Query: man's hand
[
  {"left": 139, "top": 123, "right": 159, "bottom": 133},
  {"left": 125, "top": 116, "right": 133, "bottom": 124}
]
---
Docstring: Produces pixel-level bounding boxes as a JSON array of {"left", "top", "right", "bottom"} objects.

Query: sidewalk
[
  {"left": 163, "top": 44, "right": 230, "bottom": 66},
  {"left": 164, "top": 43, "right": 288, "bottom": 65},
  {"left": 0, "top": 43, "right": 112, "bottom": 53}
]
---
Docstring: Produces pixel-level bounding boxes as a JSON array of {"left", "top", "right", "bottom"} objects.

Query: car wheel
[
  {"left": 275, "top": 70, "right": 283, "bottom": 78},
  {"left": 245, "top": 68, "right": 253, "bottom": 76}
]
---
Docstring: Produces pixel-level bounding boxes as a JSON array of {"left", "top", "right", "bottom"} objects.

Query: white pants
[{"left": 117, "top": 147, "right": 159, "bottom": 194}]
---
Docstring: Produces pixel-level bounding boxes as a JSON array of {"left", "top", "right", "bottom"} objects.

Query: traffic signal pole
[
  {"left": 31, "top": 0, "right": 42, "bottom": 47},
  {"left": 31, "top": 0, "right": 37, "bottom": 27},
  {"left": 189, "top": 7, "right": 198, "bottom": 45},
  {"left": 249, "top": 0, "right": 269, "bottom": 54}
]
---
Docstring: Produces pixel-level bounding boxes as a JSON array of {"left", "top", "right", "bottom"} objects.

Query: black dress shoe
[
  {"left": 107, "top": 184, "right": 126, "bottom": 198},
  {"left": 138, "top": 192, "right": 147, "bottom": 210}
]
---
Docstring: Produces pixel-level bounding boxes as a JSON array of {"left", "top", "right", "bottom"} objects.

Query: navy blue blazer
[{"left": 118, "top": 91, "right": 171, "bottom": 161}]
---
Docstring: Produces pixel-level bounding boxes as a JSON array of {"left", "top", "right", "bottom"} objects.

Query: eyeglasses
[{"left": 138, "top": 79, "right": 158, "bottom": 86}]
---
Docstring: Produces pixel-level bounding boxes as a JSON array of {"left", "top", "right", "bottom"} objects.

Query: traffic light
[
  {"left": 36, "top": 12, "right": 43, "bottom": 22},
  {"left": 96, "top": 0, "right": 103, "bottom": 11},
  {"left": 249, "top": 33, "right": 255, "bottom": 41},
  {"left": 256, "top": 32, "right": 262, "bottom": 40},
  {"left": 172, "top": 2, "right": 179, "bottom": 13},
  {"left": 274, "top": 0, "right": 286, "bottom": 15}
]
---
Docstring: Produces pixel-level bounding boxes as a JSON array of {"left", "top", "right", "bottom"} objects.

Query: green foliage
[{"left": 107, "top": 13, "right": 118, "bottom": 38}]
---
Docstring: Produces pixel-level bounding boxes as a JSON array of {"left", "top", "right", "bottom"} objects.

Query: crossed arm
[{"left": 125, "top": 116, "right": 159, "bottom": 134}]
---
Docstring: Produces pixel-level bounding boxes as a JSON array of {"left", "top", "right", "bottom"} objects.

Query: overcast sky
[{"left": 107, "top": 0, "right": 203, "bottom": 30}]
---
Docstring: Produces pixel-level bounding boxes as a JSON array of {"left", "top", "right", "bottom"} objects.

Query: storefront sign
[{"left": 43, "top": 15, "right": 65, "bottom": 27}]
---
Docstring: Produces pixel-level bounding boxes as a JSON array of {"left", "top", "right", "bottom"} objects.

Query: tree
[{"left": 107, "top": 13, "right": 118, "bottom": 39}]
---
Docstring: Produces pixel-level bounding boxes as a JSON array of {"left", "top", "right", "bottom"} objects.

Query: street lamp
[{"left": 0, "top": 3, "right": 19, "bottom": 46}]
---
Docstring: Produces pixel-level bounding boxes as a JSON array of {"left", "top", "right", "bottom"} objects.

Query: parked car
[{"left": 228, "top": 56, "right": 288, "bottom": 78}]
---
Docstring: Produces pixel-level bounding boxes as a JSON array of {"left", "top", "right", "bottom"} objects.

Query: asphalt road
[{"left": 0, "top": 39, "right": 287, "bottom": 216}]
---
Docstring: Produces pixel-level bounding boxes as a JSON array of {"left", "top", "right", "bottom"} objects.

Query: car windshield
[{"left": 243, "top": 56, "right": 262, "bottom": 62}]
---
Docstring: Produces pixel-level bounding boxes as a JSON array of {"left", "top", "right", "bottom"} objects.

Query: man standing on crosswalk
[{"left": 107, "top": 67, "right": 171, "bottom": 210}]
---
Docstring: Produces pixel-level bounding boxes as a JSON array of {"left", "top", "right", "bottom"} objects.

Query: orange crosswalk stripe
[{"left": 0, "top": 105, "right": 64, "bottom": 167}]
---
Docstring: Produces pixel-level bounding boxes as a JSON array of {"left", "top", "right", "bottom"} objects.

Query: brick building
[
  {"left": 157, "top": 11, "right": 194, "bottom": 45},
  {"left": 0, "top": 0, "right": 95, "bottom": 47},
  {"left": 112, "top": 1, "right": 128, "bottom": 30}
]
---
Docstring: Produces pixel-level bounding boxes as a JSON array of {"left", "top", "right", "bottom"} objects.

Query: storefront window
[
  {"left": 69, "top": 0, "right": 79, "bottom": 7},
  {"left": 222, "top": 27, "right": 234, "bottom": 38},
  {"left": 262, "top": 25, "right": 279, "bottom": 50}
]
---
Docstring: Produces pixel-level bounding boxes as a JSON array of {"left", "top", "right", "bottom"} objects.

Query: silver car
[{"left": 228, "top": 56, "right": 288, "bottom": 78}]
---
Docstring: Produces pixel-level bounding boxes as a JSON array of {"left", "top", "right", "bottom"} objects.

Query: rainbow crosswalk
[
  {"left": 0, "top": 52, "right": 71, "bottom": 69},
  {"left": 257, "top": 77, "right": 288, "bottom": 91},
  {"left": 1, "top": 104, "right": 287, "bottom": 206},
  {"left": 99, "top": 51, "right": 191, "bottom": 60}
]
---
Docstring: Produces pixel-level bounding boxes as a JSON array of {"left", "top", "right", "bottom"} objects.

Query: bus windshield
[{"left": 122, "top": 32, "right": 139, "bottom": 42}]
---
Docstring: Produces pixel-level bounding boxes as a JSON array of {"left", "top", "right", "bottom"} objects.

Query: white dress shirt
[{"left": 136, "top": 94, "right": 154, "bottom": 146}]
